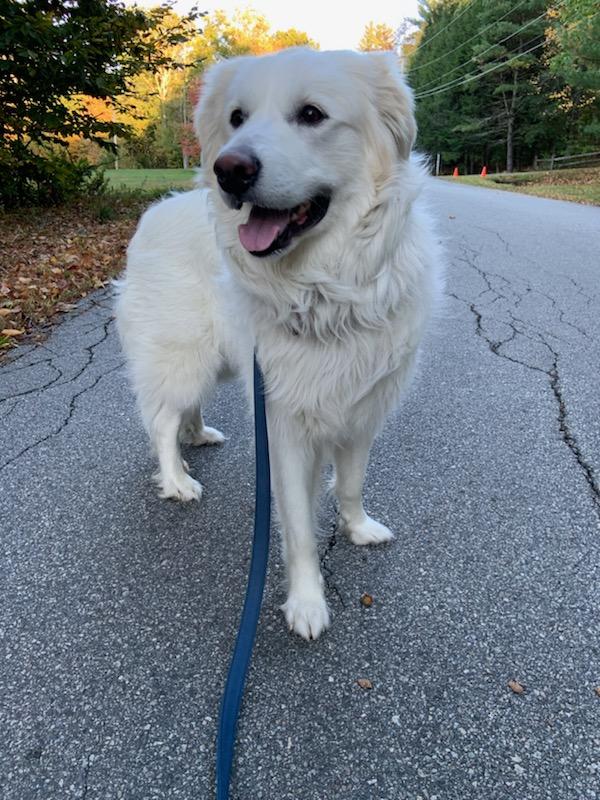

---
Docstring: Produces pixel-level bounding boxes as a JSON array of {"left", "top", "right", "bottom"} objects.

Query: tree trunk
[
  {"left": 506, "top": 69, "right": 518, "bottom": 174},
  {"left": 506, "top": 113, "right": 514, "bottom": 173},
  {"left": 182, "top": 152, "right": 189, "bottom": 169}
]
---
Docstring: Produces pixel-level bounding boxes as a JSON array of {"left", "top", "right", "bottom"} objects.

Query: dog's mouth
[{"left": 238, "top": 194, "right": 330, "bottom": 257}]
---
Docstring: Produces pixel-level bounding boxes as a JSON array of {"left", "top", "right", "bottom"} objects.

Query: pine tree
[{"left": 471, "top": 0, "right": 548, "bottom": 172}]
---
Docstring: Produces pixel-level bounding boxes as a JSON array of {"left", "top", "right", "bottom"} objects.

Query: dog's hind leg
[
  {"left": 180, "top": 406, "right": 225, "bottom": 446},
  {"left": 334, "top": 434, "right": 394, "bottom": 546},
  {"left": 148, "top": 403, "right": 203, "bottom": 502}
]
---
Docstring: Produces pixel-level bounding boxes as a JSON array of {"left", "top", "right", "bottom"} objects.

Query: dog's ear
[
  {"left": 194, "top": 58, "right": 239, "bottom": 179},
  {"left": 367, "top": 52, "right": 416, "bottom": 161}
]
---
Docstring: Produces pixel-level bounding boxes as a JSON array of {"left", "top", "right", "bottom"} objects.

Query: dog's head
[{"left": 195, "top": 48, "right": 415, "bottom": 260}]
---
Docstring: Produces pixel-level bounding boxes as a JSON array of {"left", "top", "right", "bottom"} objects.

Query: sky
[{"left": 129, "top": 0, "right": 422, "bottom": 51}]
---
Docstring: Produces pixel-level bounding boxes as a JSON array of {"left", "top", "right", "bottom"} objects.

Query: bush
[
  {"left": 120, "top": 123, "right": 186, "bottom": 169},
  {"left": 0, "top": 150, "right": 108, "bottom": 209},
  {"left": 66, "top": 137, "right": 112, "bottom": 167},
  {"left": 1, "top": 0, "right": 199, "bottom": 208}
]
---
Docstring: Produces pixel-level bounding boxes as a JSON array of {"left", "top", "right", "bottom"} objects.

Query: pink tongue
[{"left": 238, "top": 207, "right": 290, "bottom": 253}]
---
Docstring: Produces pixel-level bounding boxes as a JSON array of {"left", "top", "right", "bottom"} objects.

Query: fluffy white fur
[{"left": 115, "top": 48, "right": 443, "bottom": 640}]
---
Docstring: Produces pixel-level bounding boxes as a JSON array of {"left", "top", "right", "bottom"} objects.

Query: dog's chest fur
[{"left": 235, "top": 269, "right": 426, "bottom": 443}]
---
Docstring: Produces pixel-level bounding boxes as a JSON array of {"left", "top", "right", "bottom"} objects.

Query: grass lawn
[
  {"left": 104, "top": 168, "right": 196, "bottom": 192},
  {"left": 442, "top": 166, "right": 600, "bottom": 205}
]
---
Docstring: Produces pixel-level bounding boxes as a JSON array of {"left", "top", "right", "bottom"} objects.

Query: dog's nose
[{"left": 213, "top": 151, "right": 261, "bottom": 199}]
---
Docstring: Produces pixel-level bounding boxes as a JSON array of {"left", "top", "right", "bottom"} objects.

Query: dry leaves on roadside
[
  {"left": 357, "top": 678, "right": 373, "bottom": 690},
  {"left": 508, "top": 679, "right": 525, "bottom": 695},
  {"left": 0, "top": 196, "right": 147, "bottom": 355}
]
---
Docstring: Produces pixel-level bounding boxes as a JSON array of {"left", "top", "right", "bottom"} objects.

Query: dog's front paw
[
  {"left": 343, "top": 515, "right": 394, "bottom": 546},
  {"left": 282, "top": 592, "right": 330, "bottom": 641},
  {"left": 157, "top": 473, "right": 203, "bottom": 502},
  {"left": 182, "top": 425, "right": 226, "bottom": 446}
]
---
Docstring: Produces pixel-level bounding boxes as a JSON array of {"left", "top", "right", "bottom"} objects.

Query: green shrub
[{"left": 0, "top": 149, "right": 107, "bottom": 209}]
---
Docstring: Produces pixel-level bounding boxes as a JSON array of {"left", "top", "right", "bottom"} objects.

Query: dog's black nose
[{"left": 214, "top": 151, "right": 261, "bottom": 199}]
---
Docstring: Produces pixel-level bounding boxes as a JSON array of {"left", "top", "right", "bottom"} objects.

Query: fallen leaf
[
  {"left": 56, "top": 302, "right": 78, "bottom": 312},
  {"left": 594, "top": 687, "right": 600, "bottom": 697},
  {"left": 357, "top": 678, "right": 373, "bottom": 690},
  {"left": 360, "top": 593, "right": 374, "bottom": 608},
  {"left": 0, "top": 194, "right": 146, "bottom": 360},
  {"left": 508, "top": 679, "right": 525, "bottom": 695},
  {"left": 1, "top": 328, "right": 25, "bottom": 337}
]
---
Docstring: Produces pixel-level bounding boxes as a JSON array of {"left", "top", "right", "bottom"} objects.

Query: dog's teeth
[
  {"left": 291, "top": 201, "right": 311, "bottom": 223},
  {"left": 290, "top": 201, "right": 311, "bottom": 225}
]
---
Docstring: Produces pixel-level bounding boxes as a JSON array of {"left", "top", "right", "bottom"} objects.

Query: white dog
[{"left": 115, "top": 48, "right": 443, "bottom": 640}]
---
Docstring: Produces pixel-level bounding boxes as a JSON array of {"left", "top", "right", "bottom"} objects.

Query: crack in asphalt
[
  {"left": 458, "top": 235, "right": 594, "bottom": 344},
  {"left": 0, "top": 317, "right": 114, "bottom": 404},
  {"left": 65, "top": 317, "right": 115, "bottom": 386},
  {"left": 0, "top": 358, "right": 65, "bottom": 403},
  {"left": 2, "top": 355, "right": 62, "bottom": 376},
  {"left": 0, "top": 400, "right": 18, "bottom": 420},
  {"left": 78, "top": 753, "right": 92, "bottom": 800},
  {"left": 450, "top": 242, "right": 600, "bottom": 515},
  {"left": 320, "top": 517, "right": 346, "bottom": 609},
  {"left": 549, "top": 361, "right": 600, "bottom": 512},
  {"left": 560, "top": 274, "right": 596, "bottom": 308},
  {"left": 0, "top": 361, "right": 124, "bottom": 471}
]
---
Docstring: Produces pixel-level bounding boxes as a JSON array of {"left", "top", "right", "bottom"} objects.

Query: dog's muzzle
[{"left": 214, "top": 150, "right": 261, "bottom": 204}]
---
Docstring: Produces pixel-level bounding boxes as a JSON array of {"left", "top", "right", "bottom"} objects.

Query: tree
[
  {"left": 407, "top": 0, "right": 570, "bottom": 173},
  {"left": 0, "top": 0, "right": 200, "bottom": 206},
  {"left": 471, "top": 0, "right": 548, "bottom": 172},
  {"left": 119, "top": 9, "right": 317, "bottom": 171},
  {"left": 358, "top": 21, "right": 397, "bottom": 52},
  {"left": 397, "top": 18, "right": 421, "bottom": 67},
  {"left": 121, "top": 9, "right": 203, "bottom": 169},
  {"left": 547, "top": 0, "right": 600, "bottom": 147},
  {"left": 549, "top": 0, "right": 600, "bottom": 90},
  {"left": 191, "top": 9, "right": 318, "bottom": 65},
  {"left": 408, "top": 0, "right": 485, "bottom": 170}
]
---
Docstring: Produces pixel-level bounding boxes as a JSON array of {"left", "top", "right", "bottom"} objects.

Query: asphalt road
[{"left": 1, "top": 181, "right": 599, "bottom": 800}]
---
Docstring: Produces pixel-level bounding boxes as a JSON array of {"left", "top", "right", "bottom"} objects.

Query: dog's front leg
[{"left": 269, "top": 417, "right": 330, "bottom": 640}]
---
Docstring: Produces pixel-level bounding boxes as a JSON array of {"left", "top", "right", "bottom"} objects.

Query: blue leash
[{"left": 216, "top": 354, "right": 271, "bottom": 800}]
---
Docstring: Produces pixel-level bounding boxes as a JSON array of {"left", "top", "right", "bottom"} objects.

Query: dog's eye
[
  {"left": 297, "top": 105, "right": 326, "bottom": 126},
  {"left": 230, "top": 109, "right": 244, "bottom": 129}
]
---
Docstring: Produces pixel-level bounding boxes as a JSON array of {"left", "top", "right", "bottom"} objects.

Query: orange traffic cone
[
  {"left": 480, "top": 165, "right": 488, "bottom": 177},
  {"left": 452, "top": 167, "right": 459, "bottom": 177}
]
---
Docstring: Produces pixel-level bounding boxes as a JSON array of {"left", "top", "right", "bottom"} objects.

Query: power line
[
  {"left": 415, "top": 37, "right": 544, "bottom": 98},
  {"left": 414, "top": 0, "right": 481, "bottom": 53},
  {"left": 414, "top": 39, "right": 546, "bottom": 99},
  {"left": 415, "top": 5, "right": 600, "bottom": 98},
  {"left": 409, "top": 0, "right": 528, "bottom": 73},
  {"left": 415, "top": 11, "right": 547, "bottom": 93}
]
